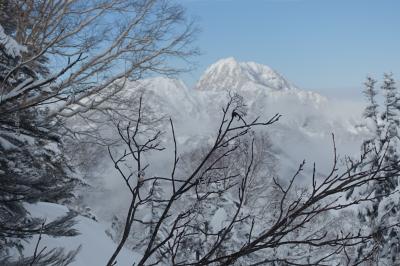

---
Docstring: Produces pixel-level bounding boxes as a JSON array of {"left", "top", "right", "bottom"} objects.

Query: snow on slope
[
  {"left": 130, "top": 58, "right": 364, "bottom": 171},
  {"left": 195, "top": 57, "right": 294, "bottom": 91},
  {"left": 79, "top": 57, "right": 366, "bottom": 188},
  {"left": 20, "top": 202, "right": 138, "bottom": 266},
  {"left": 57, "top": 57, "right": 367, "bottom": 265},
  {"left": 192, "top": 59, "right": 365, "bottom": 176}
]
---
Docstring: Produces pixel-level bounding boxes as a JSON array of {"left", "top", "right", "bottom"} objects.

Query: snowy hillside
[
  {"left": 113, "top": 58, "right": 365, "bottom": 174},
  {"left": 195, "top": 57, "right": 294, "bottom": 91},
  {"left": 71, "top": 57, "right": 367, "bottom": 211},
  {"left": 4, "top": 1, "right": 398, "bottom": 264},
  {"left": 19, "top": 203, "right": 138, "bottom": 266},
  {"left": 42, "top": 57, "right": 367, "bottom": 265}
]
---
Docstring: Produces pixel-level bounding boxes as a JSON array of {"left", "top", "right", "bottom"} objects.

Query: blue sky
[{"left": 176, "top": 0, "right": 400, "bottom": 98}]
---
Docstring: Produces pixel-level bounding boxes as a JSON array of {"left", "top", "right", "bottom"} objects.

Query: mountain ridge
[
  {"left": 63, "top": 57, "right": 367, "bottom": 264},
  {"left": 195, "top": 57, "right": 295, "bottom": 92}
]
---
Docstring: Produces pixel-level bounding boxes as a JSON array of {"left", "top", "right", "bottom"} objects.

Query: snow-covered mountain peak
[{"left": 195, "top": 57, "right": 294, "bottom": 91}]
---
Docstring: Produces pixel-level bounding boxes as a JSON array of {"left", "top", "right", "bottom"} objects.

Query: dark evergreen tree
[
  {"left": 378, "top": 73, "right": 400, "bottom": 263},
  {"left": 0, "top": 3, "right": 79, "bottom": 263},
  {"left": 355, "top": 74, "right": 400, "bottom": 264},
  {"left": 363, "top": 76, "right": 379, "bottom": 138}
]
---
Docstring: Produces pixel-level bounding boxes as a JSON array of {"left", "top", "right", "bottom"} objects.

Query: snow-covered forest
[{"left": 1, "top": 1, "right": 400, "bottom": 265}]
